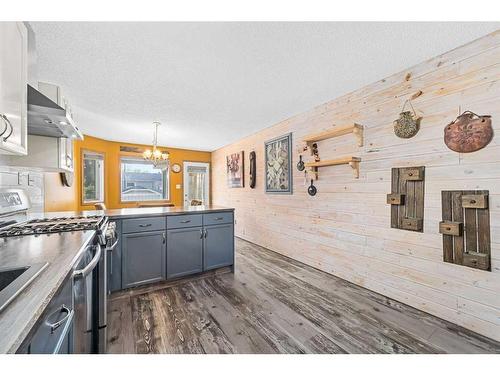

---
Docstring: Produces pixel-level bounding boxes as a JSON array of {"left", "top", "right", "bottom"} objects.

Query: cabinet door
[
  {"left": 167, "top": 227, "right": 203, "bottom": 279},
  {"left": 59, "top": 137, "right": 74, "bottom": 172},
  {"left": 203, "top": 223, "right": 234, "bottom": 271},
  {"left": 107, "top": 220, "right": 122, "bottom": 293},
  {"left": 0, "top": 22, "right": 28, "bottom": 155},
  {"left": 122, "top": 230, "right": 166, "bottom": 288}
]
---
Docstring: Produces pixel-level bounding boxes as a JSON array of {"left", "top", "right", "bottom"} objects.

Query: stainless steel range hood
[{"left": 27, "top": 84, "right": 83, "bottom": 140}]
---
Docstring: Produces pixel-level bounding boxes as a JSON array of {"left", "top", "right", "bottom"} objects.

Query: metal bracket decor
[
  {"left": 249, "top": 151, "right": 256, "bottom": 189},
  {"left": 439, "top": 190, "right": 491, "bottom": 271},
  {"left": 386, "top": 166, "right": 425, "bottom": 232}
]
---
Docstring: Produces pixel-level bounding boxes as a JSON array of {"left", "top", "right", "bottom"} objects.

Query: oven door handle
[{"left": 73, "top": 245, "right": 102, "bottom": 279}]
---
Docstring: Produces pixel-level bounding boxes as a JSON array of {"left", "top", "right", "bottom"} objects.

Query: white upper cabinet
[{"left": 0, "top": 22, "right": 28, "bottom": 155}]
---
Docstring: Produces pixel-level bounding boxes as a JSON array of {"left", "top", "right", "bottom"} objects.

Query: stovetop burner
[{"left": 0, "top": 215, "right": 105, "bottom": 237}]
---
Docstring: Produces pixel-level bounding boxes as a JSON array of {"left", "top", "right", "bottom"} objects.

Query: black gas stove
[{"left": 0, "top": 215, "right": 105, "bottom": 237}]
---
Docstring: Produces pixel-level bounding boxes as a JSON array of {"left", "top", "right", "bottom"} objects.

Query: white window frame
[
  {"left": 82, "top": 150, "right": 105, "bottom": 204},
  {"left": 120, "top": 157, "right": 170, "bottom": 203}
]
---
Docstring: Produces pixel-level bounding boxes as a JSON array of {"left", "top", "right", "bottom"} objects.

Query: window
[
  {"left": 120, "top": 157, "right": 169, "bottom": 202},
  {"left": 82, "top": 151, "right": 104, "bottom": 203}
]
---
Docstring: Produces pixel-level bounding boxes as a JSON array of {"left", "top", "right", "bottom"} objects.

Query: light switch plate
[{"left": 176, "top": 184, "right": 181, "bottom": 189}]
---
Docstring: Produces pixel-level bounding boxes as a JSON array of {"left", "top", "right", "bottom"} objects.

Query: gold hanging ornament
[{"left": 393, "top": 99, "right": 421, "bottom": 139}]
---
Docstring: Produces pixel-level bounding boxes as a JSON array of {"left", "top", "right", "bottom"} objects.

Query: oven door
[{"left": 72, "top": 244, "right": 101, "bottom": 354}]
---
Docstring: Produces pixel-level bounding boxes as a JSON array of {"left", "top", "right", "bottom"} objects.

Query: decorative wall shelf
[
  {"left": 305, "top": 157, "right": 361, "bottom": 179},
  {"left": 302, "top": 123, "right": 364, "bottom": 153},
  {"left": 387, "top": 166, "right": 425, "bottom": 233},
  {"left": 440, "top": 190, "right": 491, "bottom": 271}
]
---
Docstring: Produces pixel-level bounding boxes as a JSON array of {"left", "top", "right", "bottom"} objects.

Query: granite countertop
[
  {"left": 30, "top": 205, "right": 234, "bottom": 220},
  {"left": 0, "top": 230, "right": 95, "bottom": 353},
  {"left": 100, "top": 205, "right": 234, "bottom": 219}
]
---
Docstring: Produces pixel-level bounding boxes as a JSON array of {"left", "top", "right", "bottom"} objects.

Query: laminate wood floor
[{"left": 107, "top": 238, "right": 500, "bottom": 354}]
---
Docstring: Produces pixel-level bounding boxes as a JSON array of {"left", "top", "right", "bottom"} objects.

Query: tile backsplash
[{"left": 0, "top": 166, "right": 44, "bottom": 212}]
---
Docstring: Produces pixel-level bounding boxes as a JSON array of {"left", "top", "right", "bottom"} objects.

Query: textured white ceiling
[{"left": 30, "top": 22, "right": 499, "bottom": 151}]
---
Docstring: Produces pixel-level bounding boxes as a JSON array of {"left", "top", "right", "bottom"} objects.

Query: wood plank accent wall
[{"left": 211, "top": 30, "right": 500, "bottom": 341}]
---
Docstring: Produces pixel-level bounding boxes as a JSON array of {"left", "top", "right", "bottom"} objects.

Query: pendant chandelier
[{"left": 143, "top": 121, "right": 170, "bottom": 168}]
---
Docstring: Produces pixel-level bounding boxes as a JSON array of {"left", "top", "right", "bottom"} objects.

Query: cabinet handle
[
  {"left": 1, "top": 114, "right": 13, "bottom": 141},
  {"left": 214, "top": 217, "right": 223, "bottom": 221},
  {"left": 204, "top": 229, "right": 208, "bottom": 238},
  {"left": 162, "top": 233, "right": 166, "bottom": 244},
  {"left": 46, "top": 304, "right": 73, "bottom": 334},
  {"left": 200, "top": 229, "right": 204, "bottom": 239},
  {"left": 180, "top": 220, "right": 191, "bottom": 223},
  {"left": 139, "top": 223, "right": 152, "bottom": 228}
]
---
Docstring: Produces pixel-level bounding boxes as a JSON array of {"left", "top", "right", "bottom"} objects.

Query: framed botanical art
[
  {"left": 265, "top": 133, "right": 292, "bottom": 194},
  {"left": 226, "top": 151, "right": 244, "bottom": 188}
]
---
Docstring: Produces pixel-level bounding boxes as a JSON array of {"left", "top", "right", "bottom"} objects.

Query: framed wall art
[
  {"left": 226, "top": 151, "right": 244, "bottom": 188},
  {"left": 265, "top": 133, "right": 292, "bottom": 194}
]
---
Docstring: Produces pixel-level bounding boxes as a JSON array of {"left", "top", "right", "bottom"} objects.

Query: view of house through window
[
  {"left": 82, "top": 151, "right": 104, "bottom": 203},
  {"left": 120, "top": 157, "right": 169, "bottom": 202}
]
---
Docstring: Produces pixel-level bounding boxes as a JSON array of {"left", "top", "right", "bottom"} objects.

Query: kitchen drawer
[
  {"left": 203, "top": 212, "right": 233, "bottom": 226},
  {"left": 122, "top": 216, "right": 166, "bottom": 233},
  {"left": 27, "top": 275, "right": 74, "bottom": 354},
  {"left": 167, "top": 214, "right": 202, "bottom": 229}
]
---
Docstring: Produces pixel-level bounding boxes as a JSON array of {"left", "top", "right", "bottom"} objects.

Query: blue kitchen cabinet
[
  {"left": 166, "top": 227, "right": 203, "bottom": 279},
  {"left": 203, "top": 223, "right": 234, "bottom": 271},
  {"left": 122, "top": 230, "right": 166, "bottom": 289}
]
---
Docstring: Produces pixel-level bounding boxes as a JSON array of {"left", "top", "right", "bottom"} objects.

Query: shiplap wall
[{"left": 211, "top": 31, "right": 500, "bottom": 341}]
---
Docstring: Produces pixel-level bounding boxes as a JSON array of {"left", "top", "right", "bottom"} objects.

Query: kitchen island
[
  {"left": 0, "top": 206, "right": 234, "bottom": 353},
  {"left": 99, "top": 206, "right": 235, "bottom": 291}
]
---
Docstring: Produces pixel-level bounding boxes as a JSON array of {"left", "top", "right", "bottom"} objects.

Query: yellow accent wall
[{"left": 44, "top": 135, "right": 211, "bottom": 212}]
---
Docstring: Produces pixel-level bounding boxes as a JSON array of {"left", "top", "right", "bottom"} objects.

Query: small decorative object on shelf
[
  {"left": 444, "top": 111, "right": 493, "bottom": 153},
  {"left": 440, "top": 190, "right": 491, "bottom": 271},
  {"left": 386, "top": 166, "right": 425, "bottom": 232},
  {"left": 393, "top": 99, "right": 421, "bottom": 139},
  {"left": 311, "top": 143, "right": 320, "bottom": 162},
  {"left": 249, "top": 151, "right": 256, "bottom": 189}
]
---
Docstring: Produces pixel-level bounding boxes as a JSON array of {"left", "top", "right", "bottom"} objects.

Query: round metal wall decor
[
  {"left": 393, "top": 99, "right": 421, "bottom": 139},
  {"left": 307, "top": 179, "right": 317, "bottom": 196},
  {"left": 444, "top": 111, "right": 493, "bottom": 153},
  {"left": 296, "top": 155, "right": 305, "bottom": 171}
]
